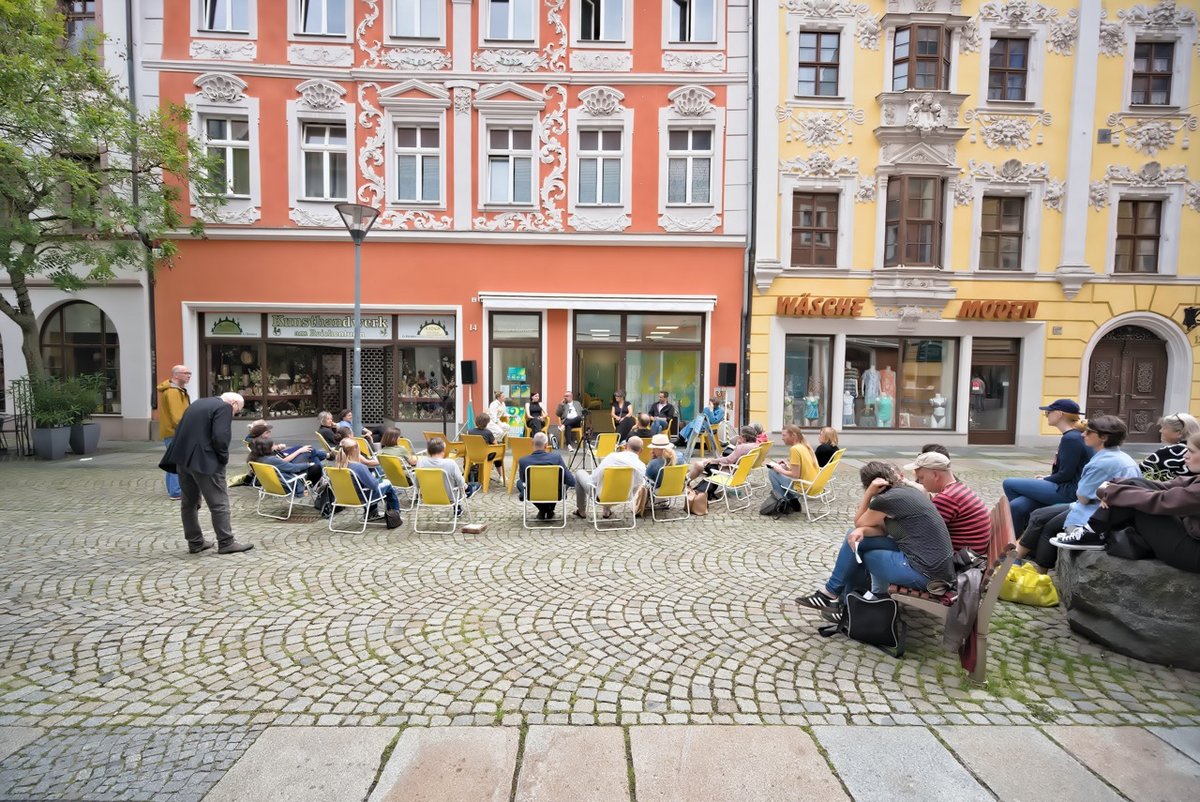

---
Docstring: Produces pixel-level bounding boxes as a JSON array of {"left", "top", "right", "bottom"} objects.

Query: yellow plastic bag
[{"left": 999, "top": 561, "right": 1060, "bottom": 607}]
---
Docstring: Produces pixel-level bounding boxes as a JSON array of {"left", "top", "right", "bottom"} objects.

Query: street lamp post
[{"left": 335, "top": 203, "right": 380, "bottom": 441}]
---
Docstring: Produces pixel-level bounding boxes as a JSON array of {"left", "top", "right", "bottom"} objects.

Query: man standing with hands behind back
[
  {"left": 156, "top": 365, "right": 191, "bottom": 500},
  {"left": 160, "top": 392, "right": 254, "bottom": 555}
]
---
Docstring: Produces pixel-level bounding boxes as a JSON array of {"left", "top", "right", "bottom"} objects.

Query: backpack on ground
[
  {"left": 760, "top": 495, "right": 792, "bottom": 517},
  {"left": 310, "top": 477, "right": 337, "bottom": 519},
  {"left": 818, "top": 592, "right": 906, "bottom": 658}
]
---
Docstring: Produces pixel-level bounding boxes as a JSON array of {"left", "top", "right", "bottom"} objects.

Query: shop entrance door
[
  {"left": 1086, "top": 326, "right": 1167, "bottom": 442},
  {"left": 577, "top": 348, "right": 622, "bottom": 431},
  {"left": 967, "top": 338, "right": 1019, "bottom": 445}
]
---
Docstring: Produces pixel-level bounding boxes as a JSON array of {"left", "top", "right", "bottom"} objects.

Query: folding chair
[
  {"left": 708, "top": 449, "right": 758, "bottom": 512},
  {"left": 248, "top": 462, "right": 305, "bottom": 520},
  {"left": 523, "top": 464, "right": 567, "bottom": 528},
  {"left": 423, "top": 431, "right": 465, "bottom": 465},
  {"left": 650, "top": 463, "right": 690, "bottom": 523},
  {"left": 377, "top": 454, "right": 417, "bottom": 511},
  {"left": 505, "top": 436, "right": 535, "bottom": 494},
  {"left": 746, "top": 441, "right": 773, "bottom": 492},
  {"left": 588, "top": 465, "right": 637, "bottom": 531},
  {"left": 354, "top": 436, "right": 375, "bottom": 458},
  {"left": 462, "top": 433, "right": 506, "bottom": 493},
  {"left": 793, "top": 448, "right": 844, "bottom": 522},
  {"left": 315, "top": 431, "right": 335, "bottom": 451},
  {"left": 413, "top": 467, "right": 470, "bottom": 534},
  {"left": 556, "top": 417, "right": 584, "bottom": 451},
  {"left": 593, "top": 432, "right": 619, "bottom": 462},
  {"left": 325, "top": 466, "right": 386, "bottom": 534}
]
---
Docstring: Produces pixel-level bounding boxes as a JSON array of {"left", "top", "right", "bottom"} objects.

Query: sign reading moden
[
  {"left": 777, "top": 294, "right": 865, "bottom": 318},
  {"left": 957, "top": 300, "right": 1039, "bottom": 320},
  {"left": 269, "top": 313, "right": 392, "bottom": 340}
]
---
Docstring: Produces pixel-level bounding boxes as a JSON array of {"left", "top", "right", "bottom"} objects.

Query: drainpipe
[{"left": 739, "top": 1, "right": 758, "bottom": 428}]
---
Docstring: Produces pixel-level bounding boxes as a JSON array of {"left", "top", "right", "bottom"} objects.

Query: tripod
[{"left": 566, "top": 411, "right": 598, "bottom": 472}]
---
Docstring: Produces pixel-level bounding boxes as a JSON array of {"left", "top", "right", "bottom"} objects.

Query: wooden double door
[{"left": 1086, "top": 326, "right": 1168, "bottom": 443}]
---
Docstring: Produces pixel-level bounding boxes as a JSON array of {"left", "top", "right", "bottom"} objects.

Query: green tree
[{"left": 0, "top": 0, "right": 221, "bottom": 378}]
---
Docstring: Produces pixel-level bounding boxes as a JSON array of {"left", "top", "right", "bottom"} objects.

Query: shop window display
[
  {"left": 210, "top": 344, "right": 264, "bottom": 420},
  {"left": 396, "top": 345, "right": 455, "bottom": 421},
  {"left": 844, "top": 336, "right": 956, "bottom": 429},
  {"left": 783, "top": 335, "right": 832, "bottom": 426},
  {"left": 491, "top": 313, "right": 541, "bottom": 420}
]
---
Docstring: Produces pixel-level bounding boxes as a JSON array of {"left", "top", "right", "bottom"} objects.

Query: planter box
[
  {"left": 33, "top": 426, "right": 70, "bottom": 460},
  {"left": 69, "top": 422, "right": 101, "bottom": 455}
]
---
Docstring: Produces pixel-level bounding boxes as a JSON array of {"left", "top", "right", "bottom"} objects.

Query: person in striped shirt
[{"left": 906, "top": 449, "right": 991, "bottom": 554}]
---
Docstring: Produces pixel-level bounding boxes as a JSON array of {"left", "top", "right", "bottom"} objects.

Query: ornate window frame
[
  {"left": 966, "top": 185, "right": 1040, "bottom": 275},
  {"left": 380, "top": 81, "right": 452, "bottom": 211},
  {"left": 661, "top": 0, "right": 726, "bottom": 51},
  {"left": 570, "top": 0, "right": 632, "bottom": 49},
  {"left": 873, "top": 166, "right": 956, "bottom": 269},
  {"left": 186, "top": 74, "right": 261, "bottom": 225},
  {"left": 879, "top": 15, "right": 968, "bottom": 96},
  {"left": 1102, "top": 178, "right": 1183, "bottom": 278},
  {"left": 480, "top": 0, "right": 541, "bottom": 48},
  {"left": 475, "top": 83, "right": 547, "bottom": 211},
  {"left": 1119, "top": 10, "right": 1196, "bottom": 112},
  {"left": 785, "top": 14, "right": 856, "bottom": 108},
  {"left": 193, "top": 0, "right": 257, "bottom": 40},
  {"left": 657, "top": 86, "right": 724, "bottom": 232},
  {"left": 975, "top": 24, "right": 1045, "bottom": 111},
  {"left": 286, "top": 80, "right": 357, "bottom": 227},
  {"left": 778, "top": 157, "right": 858, "bottom": 270},
  {"left": 287, "top": 0, "right": 353, "bottom": 43},
  {"left": 384, "top": 0, "right": 449, "bottom": 47},
  {"left": 567, "top": 87, "right": 633, "bottom": 232}
]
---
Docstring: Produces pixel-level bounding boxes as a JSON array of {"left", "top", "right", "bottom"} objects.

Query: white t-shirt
[{"left": 591, "top": 450, "right": 647, "bottom": 500}]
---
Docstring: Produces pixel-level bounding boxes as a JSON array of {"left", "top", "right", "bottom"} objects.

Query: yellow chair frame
[
  {"left": 325, "top": 466, "right": 386, "bottom": 534},
  {"left": 650, "top": 463, "right": 690, "bottom": 523},
  {"left": 423, "top": 432, "right": 465, "bottom": 465},
  {"left": 462, "top": 433, "right": 507, "bottom": 493},
  {"left": 589, "top": 465, "right": 637, "bottom": 531},
  {"left": 377, "top": 454, "right": 418, "bottom": 511},
  {"left": 593, "top": 432, "right": 619, "bottom": 462},
  {"left": 248, "top": 462, "right": 304, "bottom": 520},
  {"left": 555, "top": 416, "right": 584, "bottom": 451},
  {"left": 793, "top": 448, "right": 845, "bottom": 522},
  {"left": 412, "top": 467, "right": 470, "bottom": 534},
  {"left": 708, "top": 449, "right": 759, "bottom": 512},
  {"left": 505, "top": 437, "right": 535, "bottom": 494},
  {"left": 315, "top": 430, "right": 335, "bottom": 452},
  {"left": 746, "top": 441, "right": 774, "bottom": 493},
  {"left": 522, "top": 464, "right": 568, "bottom": 529}
]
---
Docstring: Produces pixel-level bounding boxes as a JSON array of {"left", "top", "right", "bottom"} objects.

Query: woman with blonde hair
[
  {"left": 767, "top": 424, "right": 819, "bottom": 502},
  {"left": 815, "top": 426, "right": 839, "bottom": 467},
  {"left": 645, "top": 433, "right": 678, "bottom": 488},
  {"left": 1140, "top": 413, "right": 1200, "bottom": 478},
  {"left": 336, "top": 438, "right": 400, "bottom": 513},
  {"left": 1003, "top": 398, "right": 1091, "bottom": 533}
]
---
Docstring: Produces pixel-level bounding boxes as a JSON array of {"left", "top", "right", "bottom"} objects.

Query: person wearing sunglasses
[{"left": 1140, "top": 413, "right": 1200, "bottom": 479}]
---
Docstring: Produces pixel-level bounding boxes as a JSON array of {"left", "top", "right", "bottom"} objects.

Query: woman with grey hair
[{"left": 1140, "top": 413, "right": 1200, "bottom": 478}]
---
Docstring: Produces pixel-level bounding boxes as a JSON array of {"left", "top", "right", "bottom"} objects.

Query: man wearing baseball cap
[
  {"left": 905, "top": 450, "right": 991, "bottom": 554},
  {"left": 1002, "top": 398, "right": 1091, "bottom": 533}
]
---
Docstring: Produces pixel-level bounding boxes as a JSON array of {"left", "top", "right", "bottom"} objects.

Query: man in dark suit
[
  {"left": 160, "top": 392, "right": 254, "bottom": 555},
  {"left": 516, "top": 432, "right": 576, "bottom": 520},
  {"left": 649, "top": 391, "right": 676, "bottom": 436}
]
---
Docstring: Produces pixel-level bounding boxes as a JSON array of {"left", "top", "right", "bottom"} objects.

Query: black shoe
[
  {"left": 1051, "top": 526, "right": 1105, "bottom": 551},
  {"left": 188, "top": 540, "right": 215, "bottom": 554},
  {"left": 217, "top": 541, "right": 254, "bottom": 554},
  {"left": 796, "top": 590, "right": 841, "bottom": 612}
]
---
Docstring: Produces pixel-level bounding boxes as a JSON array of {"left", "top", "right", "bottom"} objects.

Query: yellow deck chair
[
  {"left": 413, "top": 467, "right": 470, "bottom": 534},
  {"left": 636, "top": 444, "right": 653, "bottom": 466},
  {"left": 354, "top": 436, "right": 375, "bottom": 458},
  {"left": 377, "top": 454, "right": 417, "bottom": 511},
  {"left": 746, "top": 441, "right": 773, "bottom": 492},
  {"left": 555, "top": 416, "right": 584, "bottom": 451},
  {"left": 708, "top": 449, "right": 758, "bottom": 512},
  {"left": 462, "top": 433, "right": 506, "bottom": 493},
  {"left": 793, "top": 448, "right": 844, "bottom": 522},
  {"left": 505, "top": 436, "right": 535, "bottom": 494},
  {"left": 697, "top": 426, "right": 722, "bottom": 459},
  {"left": 589, "top": 465, "right": 637, "bottom": 531},
  {"left": 593, "top": 432, "right": 619, "bottom": 462},
  {"left": 397, "top": 437, "right": 422, "bottom": 457},
  {"left": 315, "top": 430, "right": 335, "bottom": 451},
  {"left": 523, "top": 464, "right": 567, "bottom": 528},
  {"left": 325, "top": 466, "right": 385, "bottom": 534},
  {"left": 423, "top": 431, "right": 464, "bottom": 464},
  {"left": 248, "top": 462, "right": 304, "bottom": 520},
  {"left": 650, "top": 463, "right": 690, "bottom": 523}
]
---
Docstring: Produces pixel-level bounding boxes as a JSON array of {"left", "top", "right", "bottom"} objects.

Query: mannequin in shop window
[
  {"left": 930, "top": 392, "right": 948, "bottom": 428},
  {"left": 842, "top": 362, "right": 858, "bottom": 427},
  {"left": 971, "top": 375, "right": 986, "bottom": 412}
]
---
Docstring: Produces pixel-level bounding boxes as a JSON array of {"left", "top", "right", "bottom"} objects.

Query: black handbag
[
  {"left": 1105, "top": 526, "right": 1151, "bottom": 560},
  {"left": 819, "top": 592, "right": 906, "bottom": 658}
]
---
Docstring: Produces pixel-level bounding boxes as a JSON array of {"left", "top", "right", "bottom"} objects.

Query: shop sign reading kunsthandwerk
[{"left": 269, "top": 313, "right": 392, "bottom": 340}]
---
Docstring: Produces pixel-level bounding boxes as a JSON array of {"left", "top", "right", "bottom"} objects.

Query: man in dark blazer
[
  {"left": 160, "top": 392, "right": 254, "bottom": 554},
  {"left": 516, "top": 432, "right": 576, "bottom": 520},
  {"left": 649, "top": 391, "right": 676, "bottom": 436}
]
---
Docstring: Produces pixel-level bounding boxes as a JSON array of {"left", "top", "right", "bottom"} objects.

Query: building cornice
[{"left": 166, "top": 228, "right": 745, "bottom": 247}]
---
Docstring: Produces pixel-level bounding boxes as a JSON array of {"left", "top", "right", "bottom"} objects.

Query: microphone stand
[{"left": 439, "top": 381, "right": 457, "bottom": 437}]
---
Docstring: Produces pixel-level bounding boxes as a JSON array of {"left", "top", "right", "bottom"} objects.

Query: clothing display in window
[
  {"left": 843, "top": 390, "right": 855, "bottom": 426},
  {"left": 803, "top": 395, "right": 820, "bottom": 423},
  {"left": 843, "top": 363, "right": 860, "bottom": 397},
  {"left": 862, "top": 366, "right": 880, "bottom": 404},
  {"left": 877, "top": 395, "right": 894, "bottom": 427},
  {"left": 880, "top": 366, "right": 896, "bottom": 398}
]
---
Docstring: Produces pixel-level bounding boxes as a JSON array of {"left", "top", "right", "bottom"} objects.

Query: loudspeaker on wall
[
  {"left": 718, "top": 362, "right": 737, "bottom": 387},
  {"left": 460, "top": 360, "right": 477, "bottom": 385}
]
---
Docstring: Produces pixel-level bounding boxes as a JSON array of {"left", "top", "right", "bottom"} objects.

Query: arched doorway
[
  {"left": 1086, "top": 325, "right": 1166, "bottom": 443},
  {"left": 39, "top": 301, "right": 121, "bottom": 414}
]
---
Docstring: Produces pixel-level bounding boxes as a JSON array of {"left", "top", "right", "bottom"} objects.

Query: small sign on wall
[{"left": 204, "top": 313, "right": 262, "bottom": 338}]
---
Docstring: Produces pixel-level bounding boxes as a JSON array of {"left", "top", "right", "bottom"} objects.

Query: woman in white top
[{"left": 487, "top": 391, "right": 510, "bottom": 441}]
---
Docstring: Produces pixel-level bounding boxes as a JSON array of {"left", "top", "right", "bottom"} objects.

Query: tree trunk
[{"left": 19, "top": 315, "right": 44, "bottom": 379}]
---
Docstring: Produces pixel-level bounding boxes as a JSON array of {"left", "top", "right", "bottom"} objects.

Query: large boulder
[{"left": 1055, "top": 550, "right": 1200, "bottom": 671}]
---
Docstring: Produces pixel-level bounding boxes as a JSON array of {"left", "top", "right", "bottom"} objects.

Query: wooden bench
[{"left": 889, "top": 496, "right": 1018, "bottom": 685}]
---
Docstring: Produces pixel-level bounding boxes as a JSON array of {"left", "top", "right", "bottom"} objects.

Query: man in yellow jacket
[{"left": 157, "top": 365, "right": 192, "bottom": 499}]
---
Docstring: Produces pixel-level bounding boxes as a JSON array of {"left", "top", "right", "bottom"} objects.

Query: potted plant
[
  {"left": 67, "top": 374, "right": 105, "bottom": 455},
  {"left": 29, "top": 377, "right": 76, "bottom": 460}
]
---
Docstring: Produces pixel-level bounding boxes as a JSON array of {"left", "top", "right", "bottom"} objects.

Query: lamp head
[{"left": 335, "top": 203, "right": 380, "bottom": 243}]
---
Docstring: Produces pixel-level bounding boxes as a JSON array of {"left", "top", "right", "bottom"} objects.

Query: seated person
[
  {"left": 487, "top": 391, "right": 510, "bottom": 441},
  {"left": 815, "top": 427, "right": 839, "bottom": 468},
  {"left": 648, "top": 391, "right": 676, "bottom": 436},
  {"left": 417, "top": 438, "right": 479, "bottom": 507},
  {"left": 767, "top": 425, "right": 819, "bottom": 502},
  {"left": 556, "top": 391, "right": 585, "bottom": 451},
  {"left": 335, "top": 438, "right": 399, "bottom": 513},
  {"left": 247, "top": 437, "right": 323, "bottom": 495},
  {"left": 247, "top": 421, "right": 327, "bottom": 462},
  {"left": 676, "top": 396, "right": 724, "bottom": 447},
  {"left": 316, "top": 411, "right": 344, "bottom": 451},
  {"left": 611, "top": 391, "right": 634, "bottom": 442},
  {"left": 1003, "top": 399, "right": 1090, "bottom": 534},
  {"left": 688, "top": 426, "right": 758, "bottom": 482},
  {"left": 796, "top": 461, "right": 955, "bottom": 613},
  {"left": 334, "top": 408, "right": 376, "bottom": 444},
  {"left": 1069, "top": 431, "right": 1200, "bottom": 573},
  {"left": 645, "top": 434, "right": 677, "bottom": 488},
  {"left": 376, "top": 427, "right": 417, "bottom": 467},
  {"left": 631, "top": 412, "right": 655, "bottom": 441},
  {"left": 525, "top": 392, "right": 547, "bottom": 435},
  {"left": 1016, "top": 416, "right": 1140, "bottom": 567},
  {"left": 467, "top": 413, "right": 504, "bottom": 482},
  {"left": 906, "top": 449, "right": 990, "bottom": 554},
  {"left": 516, "top": 432, "right": 576, "bottom": 520},
  {"left": 574, "top": 436, "right": 647, "bottom": 518},
  {"left": 1140, "top": 412, "right": 1199, "bottom": 478}
]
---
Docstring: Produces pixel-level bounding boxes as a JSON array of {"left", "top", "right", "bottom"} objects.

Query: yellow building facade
[{"left": 752, "top": 0, "right": 1200, "bottom": 446}]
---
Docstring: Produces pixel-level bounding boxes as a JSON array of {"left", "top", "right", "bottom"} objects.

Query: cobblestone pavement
[{"left": 0, "top": 442, "right": 1197, "bottom": 798}]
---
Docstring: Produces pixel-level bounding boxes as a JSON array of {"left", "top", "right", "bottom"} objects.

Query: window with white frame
[
  {"left": 892, "top": 25, "right": 951, "bottom": 91},
  {"left": 669, "top": 0, "right": 716, "bottom": 44},
  {"left": 580, "top": 0, "right": 622, "bottom": 42},
  {"left": 299, "top": 0, "right": 346, "bottom": 35},
  {"left": 394, "top": 0, "right": 441, "bottom": 38},
  {"left": 395, "top": 124, "right": 440, "bottom": 203},
  {"left": 667, "top": 128, "right": 712, "bottom": 205},
  {"left": 1132, "top": 41, "right": 1174, "bottom": 105},
  {"left": 202, "top": 0, "right": 250, "bottom": 33},
  {"left": 577, "top": 129, "right": 622, "bottom": 205},
  {"left": 203, "top": 117, "right": 251, "bottom": 197},
  {"left": 488, "top": 0, "right": 535, "bottom": 41},
  {"left": 301, "top": 123, "right": 348, "bottom": 200},
  {"left": 487, "top": 127, "right": 534, "bottom": 204},
  {"left": 797, "top": 31, "right": 840, "bottom": 97}
]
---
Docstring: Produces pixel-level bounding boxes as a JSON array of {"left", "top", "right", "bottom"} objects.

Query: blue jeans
[
  {"left": 164, "top": 437, "right": 180, "bottom": 497},
  {"left": 826, "top": 535, "right": 900, "bottom": 596},
  {"left": 862, "top": 549, "right": 933, "bottom": 595},
  {"left": 769, "top": 469, "right": 798, "bottom": 500},
  {"left": 1003, "top": 477, "right": 1072, "bottom": 535},
  {"left": 650, "top": 418, "right": 669, "bottom": 435}
]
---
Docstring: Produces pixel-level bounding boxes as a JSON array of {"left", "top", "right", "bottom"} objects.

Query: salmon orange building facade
[{"left": 146, "top": 1, "right": 750, "bottom": 438}]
